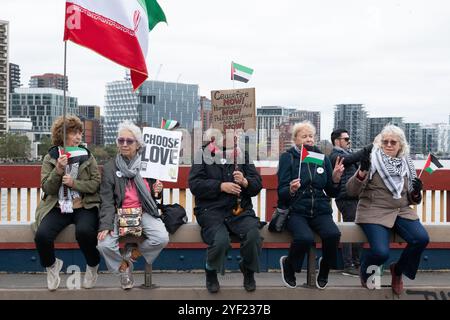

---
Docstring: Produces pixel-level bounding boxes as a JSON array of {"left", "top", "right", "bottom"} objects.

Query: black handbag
[
  {"left": 268, "top": 207, "right": 290, "bottom": 233},
  {"left": 158, "top": 203, "right": 188, "bottom": 234}
]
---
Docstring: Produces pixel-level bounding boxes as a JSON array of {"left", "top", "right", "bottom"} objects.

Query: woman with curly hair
[{"left": 33, "top": 115, "right": 101, "bottom": 291}]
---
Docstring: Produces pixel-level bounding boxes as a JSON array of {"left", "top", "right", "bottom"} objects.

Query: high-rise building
[
  {"left": 368, "top": 117, "right": 404, "bottom": 143},
  {"left": 422, "top": 127, "right": 438, "bottom": 154},
  {"left": 78, "top": 105, "right": 103, "bottom": 146},
  {"left": 9, "top": 63, "right": 20, "bottom": 92},
  {"left": 9, "top": 87, "right": 78, "bottom": 133},
  {"left": 79, "top": 105, "right": 101, "bottom": 120},
  {"left": 0, "top": 20, "right": 9, "bottom": 134},
  {"left": 404, "top": 123, "right": 422, "bottom": 155},
  {"left": 29, "top": 73, "right": 68, "bottom": 91},
  {"left": 279, "top": 110, "right": 321, "bottom": 152},
  {"left": 104, "top": 80, "right": 199, "bottom": 145},
  {"left": 334, "top": 104, "right": 368, "bottom": 149},
  {"left": 257, "top": 106, "right": 295, "bottom": 155},
  {"left": 199, "top": 96, "right": 212, "bottom": 132},
  {"left": 435, "top": 123, "right": 450, "bottom": 154}
]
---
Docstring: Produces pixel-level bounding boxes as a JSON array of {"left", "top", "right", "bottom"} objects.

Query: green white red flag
[{"left": 63, "top": 0, "right": 167, "bottom": 90}]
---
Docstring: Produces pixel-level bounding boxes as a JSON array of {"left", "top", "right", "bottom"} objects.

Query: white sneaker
[
  {"left": 46, "top": 258, "right": 63, "bottom": 291},
  {"left": 83, "top": 264, "right": 99, "bottom": 289},
  {"left": 120, "top": 261, "right": 134, "bottom": 290}
]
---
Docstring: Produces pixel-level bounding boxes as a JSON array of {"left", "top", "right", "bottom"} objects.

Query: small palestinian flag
[
  {"left": 231, "top": 61, "right": 253, "bottom": 83},
  {"left": 422, "top": 153, "right": 443, "bottom": 174},
  {"left": 59, "top": 146, "right": 88, "bottom": 164},
  {"left": 301, "top": 146, "right": 325, "bottom": 166},
  {"left": 161, "top": 118, "right": 180, "bottom": 130}
]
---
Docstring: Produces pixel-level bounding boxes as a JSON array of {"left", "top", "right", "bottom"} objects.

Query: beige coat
[{"left": 346, "top": 171, "right": 419, "bottom": 228}]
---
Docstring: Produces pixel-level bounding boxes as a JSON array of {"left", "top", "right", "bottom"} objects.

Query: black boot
[
  {"left": 239, "top": 262, "right": 256, "bottom": 292},
  {"left": 205, "top": 268, "right": 220, "bottom": 293}
]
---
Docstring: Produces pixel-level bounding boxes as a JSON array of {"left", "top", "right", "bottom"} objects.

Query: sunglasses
[
  {"left": 117, "top": 137, "right": 136, "bottom": 145},
  {"left": 339, "top": 137, "right": 350, "bottom": 142},
  {"left": 382, "top": 140, "right": 398, "bottom": 146}
]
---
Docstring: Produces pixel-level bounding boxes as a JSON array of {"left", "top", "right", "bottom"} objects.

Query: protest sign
[
  {"left": 211, "top": 88, "right": 256, "bottom": 132},
  {"left": 140, "top": 127, "right": 182, "bottom": 182}
]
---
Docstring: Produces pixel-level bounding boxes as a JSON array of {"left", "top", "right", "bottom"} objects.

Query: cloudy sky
[{"left": 2, "top": 0, "right": 450, "bottom": 138}]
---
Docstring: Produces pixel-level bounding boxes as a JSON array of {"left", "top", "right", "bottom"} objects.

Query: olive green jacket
[{"left": 32, "top": 150, "right": 101, "bottom": 232}]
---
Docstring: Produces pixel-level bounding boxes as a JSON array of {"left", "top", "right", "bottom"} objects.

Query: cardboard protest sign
[
  {"left": 211, "top": 88, "right": 256, "bottom": 132},
  {"left": 140, "top": 127, "right": 182, "bottom": 182}
]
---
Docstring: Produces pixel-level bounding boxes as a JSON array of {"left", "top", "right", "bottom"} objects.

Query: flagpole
[
  {"left": 418, "top": 153, "right": 430, "bottom": 178},
  {"left": 298, "top": 144, "right": 303, "bottom": 179},
  {"left": 63, "top": 41, "right": 67, "bottom": 151}
]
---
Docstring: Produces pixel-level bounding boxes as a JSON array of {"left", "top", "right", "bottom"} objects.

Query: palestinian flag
[
  {"left": 161, "top": 118, "right": 180, "bottom": 130},
  {"left": 423, "top": 153, "right": 443, "bottom": 174},
  {"left": 64, "top": 0, "right": 167, "bottom": 90},
  {"left": 59, "top": 146, "right": 89, "bottom": 164},
  {"left": 301, "top": 146, "right": 325, "bottom": 166},
  {"left": 231, "top": 62, "right": 253, "bottom": 83}
]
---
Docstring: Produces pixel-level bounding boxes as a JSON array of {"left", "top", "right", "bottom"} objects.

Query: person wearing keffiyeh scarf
[
  {"left": 346, "top": 125, "right": 429, "bottom": 295},
  {"left": 33, "top": 115, "right": 101, "bottom": 291}
]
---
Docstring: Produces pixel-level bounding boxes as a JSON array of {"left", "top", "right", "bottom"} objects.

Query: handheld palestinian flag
[
  {"left": 231, "top": 62, "right": 253, "bottom": 83},
  {"left": 301, "top": 146, "right": 325, "bottom": 166},
  {"left": 422, "top": 153, "right": 443, "bottom": 175},
  {"left": 161, "top": 118, "right": 180, "bottom": 130},
  {"left": 64, "top": 0, "right": 167, "bottom": 90},
  {"left": 59, "top": 146, "right": 89, "bottom": 163}
]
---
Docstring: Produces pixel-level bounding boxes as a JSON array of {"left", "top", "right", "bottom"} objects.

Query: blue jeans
[{"left": 360, "top": 217, "right": 429, "bottom": 281}]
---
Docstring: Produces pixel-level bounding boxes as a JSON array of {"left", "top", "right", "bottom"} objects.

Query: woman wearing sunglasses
[
  {"left": 347, "top": 125, "right": 429, "bottom": 295},
  {"left": 97, "top": 120, "right": 169, "bottom": 290}
]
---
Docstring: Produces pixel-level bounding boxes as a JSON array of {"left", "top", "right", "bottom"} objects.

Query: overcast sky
[{"left": 2, "top": 0, "right": 450, "bottom": 138}]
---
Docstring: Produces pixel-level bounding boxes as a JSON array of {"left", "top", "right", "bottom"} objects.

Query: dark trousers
[
  {"left": 336, "top": 199, "right": 362, "bottom": 268},
  {"left": 360, "top": 217, "right": 429, "bottom": 281},
  {"left": 286, "top": 214, "right": 341, "bottom": 272},
  {"left": 197, "top": 210, "right": 262, "bottom": 274},
  {"left": 34, "top": 207, "right": 100, "bottom": 268}
]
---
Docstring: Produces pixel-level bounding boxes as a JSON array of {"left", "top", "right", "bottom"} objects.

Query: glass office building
[{"left": 104, "top": 80, "right": 199, "bottom": 145}]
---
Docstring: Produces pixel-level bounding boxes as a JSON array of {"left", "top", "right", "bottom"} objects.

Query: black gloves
[
  {"left": 412, "top": 177, "right": 423, "bottom": 193},
  {"left": 360, "top": 144, "right": 373, "bottom": 171},
  {"left": 363, "top": 143, "right": 373, "bottom": 154}
]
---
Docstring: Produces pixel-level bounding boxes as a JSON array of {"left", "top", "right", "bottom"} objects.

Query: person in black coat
[
  {"left": 188, "top": 129, "right": 263, "bottom": 293},
  {"left": 329, "top": 129, "right": 372, "bottom": 276},
  {"left": 278, "top": 121, "right": 344, "bottom": 289}
]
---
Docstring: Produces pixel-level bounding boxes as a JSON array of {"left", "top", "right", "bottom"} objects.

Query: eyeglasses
[
  {"left": 339, "top": 137, "right": 350, "bottom": 142},
  {"left": 382, "top": 140, "right": 398, "bottom": 146},
  {"left": 117, "top": 137, "right": 136, "bottom": 145}
]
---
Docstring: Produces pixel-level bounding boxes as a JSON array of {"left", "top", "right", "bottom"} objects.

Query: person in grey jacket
[
  {"left": 346, "top": 125, "right": 429, "bottom": 295},
  {"left": 97, "top": 120, "right": 169, "bottom": 290}
]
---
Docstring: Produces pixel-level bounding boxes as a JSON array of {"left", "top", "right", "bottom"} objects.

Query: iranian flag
[
  {"left": 63, "top": 0, "right": 167, "bottom": 90},
  {"left": 422, "top": 153, "right": 443, "bottom": 174},
  {"left": 301, "top": 146, "right": 325, "bottom": 166},
  {"left": 231, "top": 62, "right": 254, "bottom": 83}
]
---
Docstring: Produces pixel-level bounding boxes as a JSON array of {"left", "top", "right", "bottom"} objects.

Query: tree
[
  {"left": 38, "top": 136, "right": 53, "bottom": 158},
  {"left": 90, "top": 144, "right": 117, "bottom": 163},
  {"left": 0, "top": 133, "right": 31, "bottom": 160}
]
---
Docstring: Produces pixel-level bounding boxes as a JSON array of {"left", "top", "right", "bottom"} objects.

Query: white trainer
[
  {"left": 46, "top": 258, "right": 63, "bottom": 291},
  {"left": 83, "top": 264, "right": 99, "bottom": 289},
  {"left": 120, "top": 261, "right": 134, "bottom": 290}
]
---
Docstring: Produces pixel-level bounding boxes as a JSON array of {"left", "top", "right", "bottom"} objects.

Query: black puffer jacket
[
  {"left": 278, "top": 145, "right": 338, "bottom": 217},
  {"left": 188, "top": 149, "right": 262, "bottom": 217},
  {"left": 329, "top": 147, "right": 364, "bottom": 200}
]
